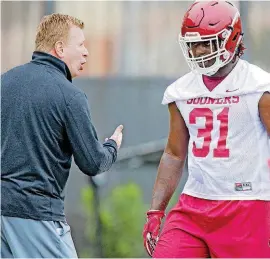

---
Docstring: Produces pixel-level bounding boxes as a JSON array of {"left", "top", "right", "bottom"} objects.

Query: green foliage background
[{"left": 80, "top": 182, "right": 178, "bottom": 258}]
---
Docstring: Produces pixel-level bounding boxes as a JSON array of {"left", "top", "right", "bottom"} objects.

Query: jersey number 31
[{"left": 189, "top": 107, "right": 229, "bottom": 158}]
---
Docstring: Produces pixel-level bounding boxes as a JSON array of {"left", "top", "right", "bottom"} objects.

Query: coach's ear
[{"left": 54, "top": 41, "right": 65, "bottom": 58}]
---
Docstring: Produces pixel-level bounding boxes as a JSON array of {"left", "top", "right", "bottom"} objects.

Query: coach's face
[{"left": 62, "top": 26, "right": 89, "bottom": 78}]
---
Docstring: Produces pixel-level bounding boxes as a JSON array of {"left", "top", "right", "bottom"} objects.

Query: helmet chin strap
[
  {"left": 203, "top": 66, "right": 220, "bottom": 76},
  {"left": 197, "top": 57, "right": 221, "bottom": 76},
  {"left": 201, "top": 49, "right": 237, "bottom": 76}
]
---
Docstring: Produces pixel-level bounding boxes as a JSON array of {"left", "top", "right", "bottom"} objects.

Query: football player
[{"left": 143, "top": 1, "right": 270, "bottom": 257}]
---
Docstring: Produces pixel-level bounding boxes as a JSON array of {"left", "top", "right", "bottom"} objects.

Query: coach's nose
[{"left": 83, "top": 46, "right": 89, "bottom": 58}]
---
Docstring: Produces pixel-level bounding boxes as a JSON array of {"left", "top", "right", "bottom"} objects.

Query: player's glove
[{"left": 143, "top": 210, "right": 165, "bottom": 257}]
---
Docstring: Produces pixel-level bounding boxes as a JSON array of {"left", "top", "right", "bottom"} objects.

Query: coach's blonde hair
[{"left": 35, "top": 13, "right": 84, "bottom": 52}]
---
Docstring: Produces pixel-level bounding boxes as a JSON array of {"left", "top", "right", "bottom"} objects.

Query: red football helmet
[{"left": 179, "top": 1, "right": 243, "bottom": 76}]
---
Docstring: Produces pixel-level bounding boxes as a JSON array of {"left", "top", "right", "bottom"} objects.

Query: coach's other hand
[
  {"left": 143, "top": 210, "right": 165, "bottom": 257},
  {"left": 106, "top": 125, "right": 124, "bottom": 150}
]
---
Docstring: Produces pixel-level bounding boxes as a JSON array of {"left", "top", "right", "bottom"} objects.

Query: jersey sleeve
[
  {"left": 161, "top": 72, "right": 198, "bottom": 105},
  {"left": 248, "top": 63, "right": 270, "bottom": 93},
  {"left": 161, "top": 81, "right": 179, "bottom": 105}
]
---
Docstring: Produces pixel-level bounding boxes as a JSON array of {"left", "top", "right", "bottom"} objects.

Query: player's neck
[
  {"left": 202, "top": 57, "right": 240, "bottom": 92},
  {"left": 209, "top": 57, "right": 239, "bottom": 79}
]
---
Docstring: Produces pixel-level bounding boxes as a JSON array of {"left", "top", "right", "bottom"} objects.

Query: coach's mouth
[{"left": 80, "top": 62, "right": 86, "bottom": 71}]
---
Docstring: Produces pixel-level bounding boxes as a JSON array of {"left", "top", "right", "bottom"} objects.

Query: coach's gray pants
[{"left": 1, "top": 216, "right": 78, "bottom": 258}]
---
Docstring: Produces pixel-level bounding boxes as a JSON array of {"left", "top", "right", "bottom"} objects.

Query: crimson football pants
[{"left": 153, "top": 194, "right": 270, "bottom": 258}]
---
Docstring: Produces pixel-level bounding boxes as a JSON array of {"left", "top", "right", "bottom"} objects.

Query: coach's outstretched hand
[
  {"left": 143, "top": 210, "right": 165, "bottom": 257},
  {"left": 106, "top": 125, "right": 124, "bottom": 150}
]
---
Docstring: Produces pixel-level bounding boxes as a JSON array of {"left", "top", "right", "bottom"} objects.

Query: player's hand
[
  {"left": 143, "top": 210, "right": 165, "bottom": 257},
  {"left": 105, "top": 125, "right": 123, "bottom": 150}
]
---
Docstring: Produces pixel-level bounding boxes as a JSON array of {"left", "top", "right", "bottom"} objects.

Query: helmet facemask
[{"left": 179, "top": 12, "right": 243, "bottom": 76}]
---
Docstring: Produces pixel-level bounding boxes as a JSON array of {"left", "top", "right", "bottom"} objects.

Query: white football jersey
[{"left": 162, "top": 59, "right": 270, "bottom": 200}]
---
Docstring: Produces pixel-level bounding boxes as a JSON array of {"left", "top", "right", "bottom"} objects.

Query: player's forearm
[{"left": 150, "top": 152, "right": 186, "bottom": 211}]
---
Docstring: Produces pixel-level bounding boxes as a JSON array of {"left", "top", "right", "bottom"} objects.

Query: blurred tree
[
  {"left": 81, "top": 181, "right": 179, "bottom": 258},
  {"left": 81, "top": 182, "right": 148, "bottom": 257}
]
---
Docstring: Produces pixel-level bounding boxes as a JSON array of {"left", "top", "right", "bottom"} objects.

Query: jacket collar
[{"left": 31, "top": 51, "right": 72, "bottom": 82}]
